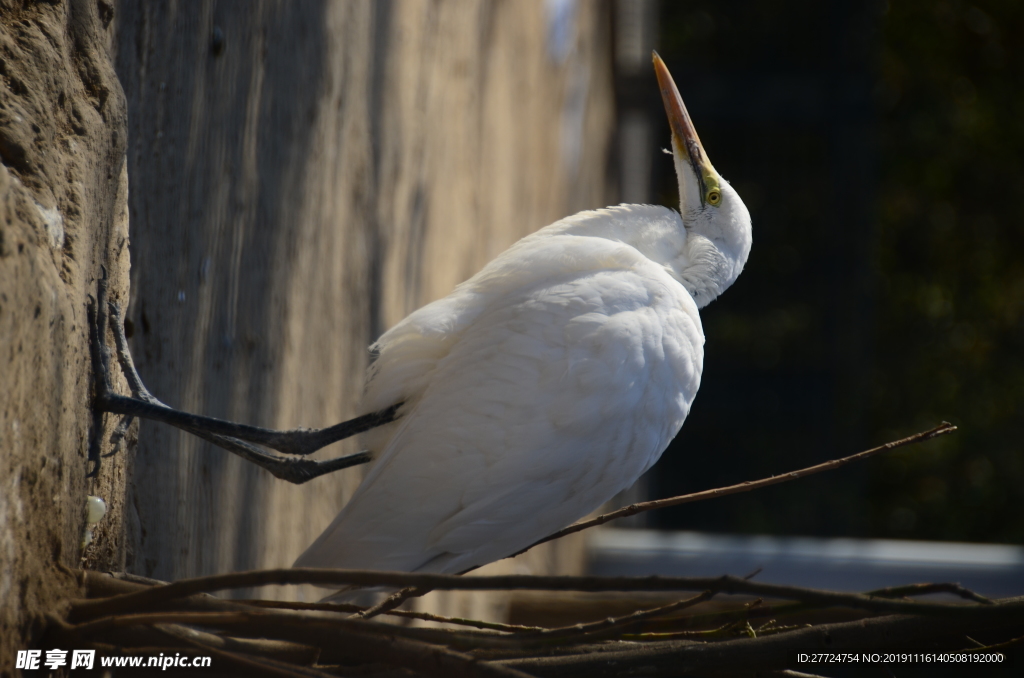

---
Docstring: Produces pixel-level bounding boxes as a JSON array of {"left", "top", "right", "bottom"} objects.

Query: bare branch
[
  {"left": 71, "top": 610, "right": 487, "bottom": 646},
  {"left": 497, "top": 605, "right": 1024, "bottom": 677},
  {"left": 247, "top": 599, "right": 545, "bottom": 632},
  {"left": 69, "top": 568, "right": 1022, "bottom": 626},
  {"left": 62, "top": 570, "right": 1024, "bottom": 677},
  {"left": 866, "top": 582, "right": 993, "bottom": 604},
  {"left": 503, "top": 590, "right": 715, "bottom": 646},
  {"left": 81, "top": 571, "right": 540, "bottom": 633},
  {"left": 513, "top": 422, "right": 956, "bottom": 554},
  {"left": 964, "top": 633, "right": 1024, "bottom": 653},
  {"left": 152, "top": 624, "right": 332, "bottom": 678},
  {"left": 71, "top": 610, "right": 537, "bottom": 678},
  {"left": 151, "top": 622, "right": 320, "bottom": 665},
  {"left": 356, "top": 586, "right": 429, "bottom": 619}
]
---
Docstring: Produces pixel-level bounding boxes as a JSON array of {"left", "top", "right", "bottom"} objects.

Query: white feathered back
[{"left": 295, "top": 206, "right": 722, "bottom": 573}]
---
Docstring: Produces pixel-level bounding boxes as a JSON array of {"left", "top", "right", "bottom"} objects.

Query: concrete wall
[{"left": 112, "top": 0, "right": 614, "bottom": 613}]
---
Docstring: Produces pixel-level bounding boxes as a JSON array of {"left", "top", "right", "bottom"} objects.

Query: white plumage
[{"left": 294, "top": 54, "right": 752, "bottom": 576}]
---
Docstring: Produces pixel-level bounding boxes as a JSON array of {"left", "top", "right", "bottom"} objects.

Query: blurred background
[
  {"left": 630, "top": 0, "right": 1023, "bottom": 546},
  {"left": 579, "top": 0, "right": 1024, "bottom": 608}
]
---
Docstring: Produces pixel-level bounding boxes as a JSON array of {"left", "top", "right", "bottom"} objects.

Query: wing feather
[{"left": 295, "top": 232, "right": 704, "bottom": 573}]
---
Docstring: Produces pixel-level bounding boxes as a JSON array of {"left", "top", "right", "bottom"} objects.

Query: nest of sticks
[{"left": 44, "top": 423, "right": 1024, "bottom": 677}]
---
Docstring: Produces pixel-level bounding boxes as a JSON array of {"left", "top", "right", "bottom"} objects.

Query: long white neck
[
  {"left": 677, "top": 192, "right": 751, "bottom": 307},
  {"left": 671, "top": 143, "right": 753, "bottom": 308},
  {"left": 675, "top": 232, "right": 736, "bottom": 308},
  {"left": 520, "top": 200, "right": 749, "bottom": 309}
]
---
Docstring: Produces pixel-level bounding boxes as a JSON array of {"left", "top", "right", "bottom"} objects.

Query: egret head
[{"left": 653, "top": 52, "right": 752, "bottom": 293}]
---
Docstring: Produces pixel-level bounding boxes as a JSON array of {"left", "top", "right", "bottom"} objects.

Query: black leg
[{"left": 88, "top": 275, "right": 399, "bottom": 484}]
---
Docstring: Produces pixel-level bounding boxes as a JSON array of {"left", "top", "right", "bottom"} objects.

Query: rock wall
[{"left": 0, "top": 0, "right": 131, "bottom": 670}]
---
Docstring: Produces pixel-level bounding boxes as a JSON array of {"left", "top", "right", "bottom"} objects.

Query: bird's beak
[{"left": 653, "top": 52, "right": 718, "bottom": 206}]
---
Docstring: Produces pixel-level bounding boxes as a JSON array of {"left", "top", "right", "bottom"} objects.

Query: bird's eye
[{"left": 707, "top": 190, "right": 722, "bottom": 206}]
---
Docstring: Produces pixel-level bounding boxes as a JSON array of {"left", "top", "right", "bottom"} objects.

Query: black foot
[{"left": 88, "top": 274, "right": 400, "bottom": 483}]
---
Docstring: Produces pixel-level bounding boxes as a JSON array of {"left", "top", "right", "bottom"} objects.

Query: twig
[
  {"left": 81, "top": 571, "right": 538, "bottom": 633},
  {"left": 70, "top": 594, "right": 738, "bottom": 653},
  {"left": 243, "top": 583, "right": 745, "bottom": 640},
  {"left": 753, "top": 619, "right": 813, "bottom": 636},
  {"left": 247, "top": 599, "right": 543, "bottom": 632},
  {"left": 505, "top": 590, "right": 715, "bottom": 645},
  {"left": 356, "top": 586, "right": 429, "bottom": 620},
  {"left": 72, "top": 610, "right": 536, "bottom": 678},
  {"left": 53, "top": 611, "right": 311, "bottom": 678},
  {"left": 72, "top": 610, "right": 504, "bottom": 647},
  {"left": 866, "top": 582, "right": 993, "bottom": 604},
  {"left": 67, "top": 420, "right": 956, "bottom": 621},
  {"left": 149, "top": 621, "right": 320, "bottom": 665},
  {"left": 70, "top": 569, "right": 1022, "bottom": 626},
  {"left": 497, "top": 603, "right": 1024, "bottom": 678},
  {"left": 153, "top": 624, "right": 333, "bottom": 678},
  {"left": 632, "top": 583, "right": 994, "bottom": 638},
  {"left": 963, "top": 633, "right": 1024, "bottom": 653},
  {"left": 513, "top": 422, "right": 957, "bottom": 555},
  {"left": 620, "top": 622, "right": 738, "bottom": 641}
]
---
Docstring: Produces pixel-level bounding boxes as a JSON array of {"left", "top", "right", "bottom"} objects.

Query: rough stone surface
[{"left": 0, "top": 0, "right": 131, "bottom": 672}]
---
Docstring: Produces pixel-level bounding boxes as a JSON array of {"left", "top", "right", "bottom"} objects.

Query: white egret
[{"left": 293, "top": 53, "right": 752, "bottom": 575}]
